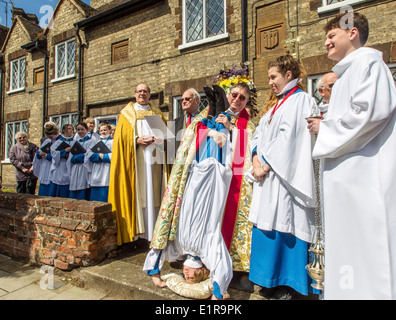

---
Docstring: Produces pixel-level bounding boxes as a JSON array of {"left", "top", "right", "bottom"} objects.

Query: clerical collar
[
  {"left": 276, "top": 78, "right": 302, "bottom": 97},
  {"left": 135, "top": 103, "right": 150, "bottom": 111},
  {"left": 226, "top": 108, "right": 240, "bottom": 116}
]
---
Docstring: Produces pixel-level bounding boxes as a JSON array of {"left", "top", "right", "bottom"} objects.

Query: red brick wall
[{"left": 0, "top": 192, "right": 117, "bottom": 270}]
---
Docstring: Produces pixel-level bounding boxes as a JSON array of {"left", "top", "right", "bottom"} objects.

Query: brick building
[{"left": 0, "top": 0, "right": 395, "bottom": 190}]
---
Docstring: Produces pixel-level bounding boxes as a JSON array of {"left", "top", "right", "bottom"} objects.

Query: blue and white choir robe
[
  {"left": 48, "top": 135, "right": 74, "bottom": 198},
  {"left": 248, "top": 79, "right": 319, "bottom": 296},
  {"left": 84, "top": 135, "right": 113, "bottom": 202},
  {"left": 33, "top": 138, "right": 57, "bottom": 196},
  {"left": 67, "top": 135, "right": 92, "bottom": 200}
]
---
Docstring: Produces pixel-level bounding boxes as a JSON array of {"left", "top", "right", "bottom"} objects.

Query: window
[
  {"left": 179, "top": 0, "right": 228, "bottom": 50},
  {"left": 9, "top": 57, "right": 26, "bottom": 93},
  {"left": 112, "top": 40, "right": 129, "bottom": 64},
  {"left": 173, "top": 93, "right": 209, "bottom": 119},
  {"left": 54, "top": 39, "right": 75, "bottom": 81},
  {"left": 50, "top": 112, "right": 79, "bottom": 130},
  {"left": 318, "top": 0, "right": 367, "bottom": 13},
  {"left": 94, "top": 115, "right": 118, "bottom": 132},
  {"left": 4, "top": 120, "right": 28, "bottom": 160}
]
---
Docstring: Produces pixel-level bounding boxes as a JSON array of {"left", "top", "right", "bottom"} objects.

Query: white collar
[
  {"left": 332, "top": 47, "right": 382, "bottom": 77},
  {"left": 134, "top": 103, "right": 150, "bottom": 111},
  {"left": 226, "top": 108, "right": 240, "bottom": 116},
  {"left": 276, "top": 78, "right": 302, "bottom": 97}
]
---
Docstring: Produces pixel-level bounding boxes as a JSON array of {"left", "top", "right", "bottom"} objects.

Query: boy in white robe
[
  {"left": 312, "top": 12, "right": 396, "bottom": 300},
  {"left": 84, "top": 123, "right": 113, "bottom": 202}
]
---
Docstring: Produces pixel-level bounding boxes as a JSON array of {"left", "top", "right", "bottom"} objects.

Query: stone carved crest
[{"left": 263, "top": 29, "right": 279, "bottom": 50}]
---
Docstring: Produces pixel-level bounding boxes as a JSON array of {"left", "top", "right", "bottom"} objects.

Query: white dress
[{"left": 312, "top": 47, "right": 396, "bottom": 300}]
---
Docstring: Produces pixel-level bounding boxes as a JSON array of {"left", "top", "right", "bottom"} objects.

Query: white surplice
[
  {"left": 50, "top": 136, "right": 73, "bottom": 186},
  {"left": 67, "top": 136, "right": 92, "bottom": 191},
  {"left": 134, "top": 103, "right": 161, "bottom": 241},
  {"left": 249, "top": 89, "right": 317, "bottom": 243},
  {"left": 84, "top": 136, "right": 113, "bottom": 187},
  {"left": 143, "top": 157, "right": 233, "bottom": 297},
  {"left": 312, "top": 47, "right": 396, "bottom": 300},
  {"left": 33, "top": 138, "right": 55, "bottom": 185}
]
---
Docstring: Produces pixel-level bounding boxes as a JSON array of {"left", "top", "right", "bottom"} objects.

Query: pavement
[{"left": 0, "top": 239, "right": 319, "bottom": 301}]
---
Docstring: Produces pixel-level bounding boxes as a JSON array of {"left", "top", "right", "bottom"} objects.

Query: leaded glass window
[
  {"left": 10, "top": 57, "right": 26, "bottom": 91},
  {"left": 184, "top": 0, "right": 226, "bottom": 45},
  {"left": 50, "top": 113, "right": 79, "bottom": 130},
  {"left": 55, "top": 39, "right": 75, "bottom": 80}
]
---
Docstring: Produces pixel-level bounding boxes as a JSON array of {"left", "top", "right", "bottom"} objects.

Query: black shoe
[
  {"left": 258, "top": 286, "right": 277, "bottom": 299},
  {"left": 229, "top": 272, "right": 254, "bottom": 293},
  {"left": 268, "top": 286, "right": 294, "bottom": 300}
]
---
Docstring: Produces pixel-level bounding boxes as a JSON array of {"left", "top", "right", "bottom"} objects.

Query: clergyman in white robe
[{"left": 312, "top": 47, "right": 396, "bottom": 300}]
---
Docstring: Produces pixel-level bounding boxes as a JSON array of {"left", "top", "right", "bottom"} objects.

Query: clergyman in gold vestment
[{"left": 108, "top": 83, "right": 168, "bottom": 245}]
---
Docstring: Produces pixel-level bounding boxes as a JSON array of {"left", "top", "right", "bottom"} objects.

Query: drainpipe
[
  {"left": 241, "top": 0, "right": 247, "bottom": 63},
  {"left": 37, "top": 45, "right": 48, "bottom": 136},
  {"left": 75, "top": 25, "right": 83, "bottom": 122}
]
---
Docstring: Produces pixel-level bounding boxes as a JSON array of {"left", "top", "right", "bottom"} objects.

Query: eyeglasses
[
  {"left": 230, "top": 92, "right": 247, "bottom": 101},
  {"left": 181, "top": 97, "right": 193, "bottom": 102},
  {"left": 17, "top": 136, "right": 27, "bottom": 140}
]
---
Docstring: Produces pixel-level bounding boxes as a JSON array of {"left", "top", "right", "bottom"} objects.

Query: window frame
[
  {"left": 178, "top": 0, "right": 228, "bottom": 50},
  {"left": 2, "top": 119, "right": 28, "bottom": 162},
  {"left": 7, "top": 56, "right": 26, "bottom": 94},
  {"left": 52, "top": 38, "right": 76, "bottom": 83},
  {"left": 50, "top": 112, "right": 80, "bottom": 130},
  {"left": 94, "top": 115, "right": 119, "bottom": 132},
  {"left": 318, "top": 0, "right": 367, "bottom": 13}
]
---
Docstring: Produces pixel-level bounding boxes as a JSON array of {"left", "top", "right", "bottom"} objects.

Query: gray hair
[
  {"left": 15, "top": 131, "right": 28, "bottom": 140},
  {"left": 186, "top": 88, "right": 201, "bottom": 103}
]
